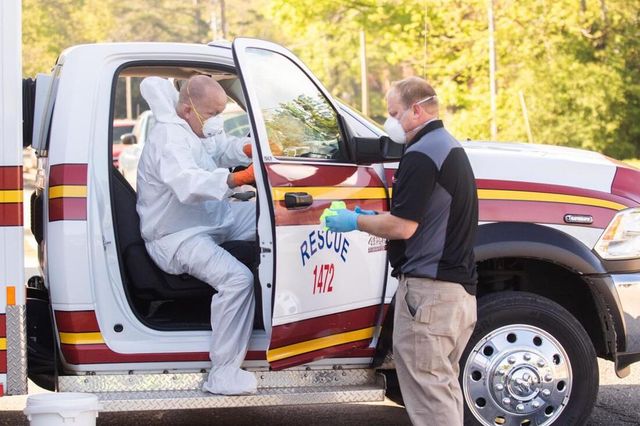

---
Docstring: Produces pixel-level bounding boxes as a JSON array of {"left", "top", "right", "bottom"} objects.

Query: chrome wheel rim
[{"left": 463, "top": 324, "right": 572, "bottom": 426}]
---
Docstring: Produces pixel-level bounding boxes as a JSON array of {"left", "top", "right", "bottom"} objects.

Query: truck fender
[{"left": 474, "top": 222, "right": 607, "bottom": 275}]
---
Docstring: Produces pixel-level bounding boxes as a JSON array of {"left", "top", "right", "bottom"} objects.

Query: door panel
[
  {"left": 267, "top": 163, "right": 389, "bottom": 368},
  {"left": 232, "top": 38, "right": 389, "bottom": 369}
]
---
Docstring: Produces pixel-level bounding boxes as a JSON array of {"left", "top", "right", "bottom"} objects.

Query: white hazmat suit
[{"left": 136, "top": 77, "right": 258, "bottom": 395}]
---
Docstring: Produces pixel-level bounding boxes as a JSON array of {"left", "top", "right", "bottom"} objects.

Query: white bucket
[{"left": 24, "top": 392, "right": 101, "bottom": 426}]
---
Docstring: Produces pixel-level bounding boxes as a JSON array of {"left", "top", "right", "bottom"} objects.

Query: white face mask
[
  {"left": 383, "top": 115, "right": 408, "bottom": 144},
  {"left": 202, "top": 114, "right": 224, "bottom": 138},
  {"left": 383, "top": 95, "right": 437, "bottom": 144}
]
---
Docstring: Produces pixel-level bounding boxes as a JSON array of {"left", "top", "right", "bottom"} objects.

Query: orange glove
[
  {"left": 242, "top": 144, "right": 252, "bottom": 158},
  {"left": 230, "top": 164, "right": 255, "bottom": 187}
]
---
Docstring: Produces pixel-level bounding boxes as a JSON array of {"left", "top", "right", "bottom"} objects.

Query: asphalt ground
[
  {"left": 3, "top": 168, "right": 638, "bottom": 425},
  {"left": 0, "top": 359, "right": 639, "bottom": 425}
]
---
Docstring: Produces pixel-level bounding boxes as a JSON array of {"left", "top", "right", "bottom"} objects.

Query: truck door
[{"left": 232, "top": 39, "right": 389, "bottom": 369}]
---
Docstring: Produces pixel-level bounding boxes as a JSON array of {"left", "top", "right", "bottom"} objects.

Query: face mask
[
  {"left": 383, "top": 115, "right": 408, "bottom": 144},
  {"left": 202, "top": 114, "right": 224, "bottom": 138},
  {"left": 384, "top": 95, "right": 437, "bottom": 144}
]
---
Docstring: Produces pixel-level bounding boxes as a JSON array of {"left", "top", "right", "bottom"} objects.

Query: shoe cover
[{"left": 202, "top": 366, "right": 257, "bottom": 395}]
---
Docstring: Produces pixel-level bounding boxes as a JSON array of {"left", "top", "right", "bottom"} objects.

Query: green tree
[{"left": 21, "top": 0, "right": 640, "bottom": 158}]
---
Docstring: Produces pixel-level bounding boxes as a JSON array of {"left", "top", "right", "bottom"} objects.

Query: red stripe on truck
[
  {"left": 60, "top": 344, "right": 266, "bottom": 365},
  {"left": 55, "top": 310, "right": 100, "bottom": 333},
  {"left": 0, "top": 203, "right": 22, "bottom": 226},
  {"left": 611, "top": 166, "right": 640, "bottom": 205},
  {"left": 0, "top": 313, "right": 5, "bottom": 373},
  {"left": 270, "top": 304, "right": 386, "bottom": 350},
  {"left": 48, "top": 164, "right": 88, "bottom": 221},
  {"left": 0, "top": 166, "right": 23, "bottom": 190},
  {"left": 48, "top": 198, "right": 87, "bottom": 221},
  {"left": 477, "top": 179, "right": 635, "bottom": 208},
  {"left": 49, "top": 164, "right": 87, "bottom": 186},
  {"left": 479, "top": 200, "right": 615, "bottom": 228},
  {"left": 270, "top": 339, "right": 373, "bottom": 371},
  {"left": 266, "top": 163, "right": 384, "bottom": 188}
]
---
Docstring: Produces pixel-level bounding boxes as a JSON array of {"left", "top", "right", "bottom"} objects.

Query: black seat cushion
[
  {"left": 111, "top": 167, "right": 258, "bottom": 302},
  {"left": 123, "top": 241, "right": 214, "bottom": 300},
  {"left": 111, "top": 166, "right": 262, "bottom": 328}
]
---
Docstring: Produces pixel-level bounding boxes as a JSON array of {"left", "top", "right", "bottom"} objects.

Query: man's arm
[
  {"left": 357, "top": 212, "right": 418, "bottom": 240},
  {"left": 214, "top": 134, "right": 252, "bottom": 168}
]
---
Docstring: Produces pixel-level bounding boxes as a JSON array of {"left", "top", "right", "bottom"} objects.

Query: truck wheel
[{"left": 462, "top": 292, "right": 598, "bottom": 426}]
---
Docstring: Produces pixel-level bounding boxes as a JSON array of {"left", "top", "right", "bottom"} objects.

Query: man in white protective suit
[{"left": 136, "top": 75, "right": 258, "bottom": 395}]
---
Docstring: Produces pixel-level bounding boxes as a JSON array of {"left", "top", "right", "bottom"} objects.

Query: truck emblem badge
[{"left": 564, "top": 214, "right": 593, "bottom": 224}]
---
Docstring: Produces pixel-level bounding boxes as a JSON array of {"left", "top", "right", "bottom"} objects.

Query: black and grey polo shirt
[{"left": 388, "top": 119, "right": 478, "bottom": 295}]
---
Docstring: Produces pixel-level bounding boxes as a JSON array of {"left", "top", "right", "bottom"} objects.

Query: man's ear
[{"left": 177, "top": 103, "right": 190, "bottom": 118}]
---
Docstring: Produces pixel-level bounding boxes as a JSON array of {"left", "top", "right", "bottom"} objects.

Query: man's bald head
[
  {"left": 176, "top": 75, "right": 228, "bottom": 137},
  {"left": 178, "top": 75, "right": 226, "bottom": 107}
]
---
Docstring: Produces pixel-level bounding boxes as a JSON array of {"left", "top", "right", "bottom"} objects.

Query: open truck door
[{"left": 232, "top": 38, "right": 390, "bottom": 370}]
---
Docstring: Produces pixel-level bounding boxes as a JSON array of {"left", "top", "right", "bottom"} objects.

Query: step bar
[{"left": 58, "top": 369, "right": 386, "bottom": 411}]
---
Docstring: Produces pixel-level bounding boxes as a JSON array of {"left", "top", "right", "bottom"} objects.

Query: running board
[{"left": 58, "top": 369, "right": 386, "bottom": 411}]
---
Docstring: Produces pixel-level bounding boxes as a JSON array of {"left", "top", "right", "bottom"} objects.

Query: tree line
[{"left": 23, "top": 0, "right": 640, "bottom": 159}]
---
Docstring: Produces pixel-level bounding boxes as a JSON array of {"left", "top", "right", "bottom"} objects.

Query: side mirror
[
  {"left": 354, "top": 136, "right": 403, "bottom": 165},
  {"left": 120, "top": 133, "right": 137, "bottom": 145}
]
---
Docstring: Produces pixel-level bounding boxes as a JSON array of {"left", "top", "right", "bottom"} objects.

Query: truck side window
[{"left": 243, "top": 48, "right": 345, "bottom": 161}]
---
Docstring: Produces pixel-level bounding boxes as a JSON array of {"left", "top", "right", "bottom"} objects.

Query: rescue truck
[{"left": 2, "top": 1, "right": 640, "bottom": 424}]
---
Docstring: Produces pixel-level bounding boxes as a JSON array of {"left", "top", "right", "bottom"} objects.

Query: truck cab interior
[{"left": 109, "top": 65, "right": 262, "bottom": 332}]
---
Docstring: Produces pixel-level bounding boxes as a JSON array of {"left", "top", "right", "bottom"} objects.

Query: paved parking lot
[{"left": 0, "top": 360, "right": 638, "bottom": 425}]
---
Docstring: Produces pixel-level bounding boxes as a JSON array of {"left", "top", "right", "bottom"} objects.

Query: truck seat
[{"left": 110, "top": 166, "right": 257, "bottom": 301}]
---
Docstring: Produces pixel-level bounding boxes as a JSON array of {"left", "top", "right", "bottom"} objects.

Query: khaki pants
[{"left": 393, "top": 276, "right": 477, "bottom": 426}]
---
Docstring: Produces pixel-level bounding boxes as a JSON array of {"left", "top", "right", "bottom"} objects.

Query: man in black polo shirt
[{"left": 326, "top": 76, "right": 478, "bottom": 426}]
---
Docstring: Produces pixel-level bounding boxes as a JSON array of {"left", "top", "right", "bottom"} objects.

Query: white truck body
[{"left": 3, "top": 1, "right": 640, "bottom": 424}]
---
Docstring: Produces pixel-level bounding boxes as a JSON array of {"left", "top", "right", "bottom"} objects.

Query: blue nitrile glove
[
  {"left": 326, "top": 208, "right": 359, "bottom": 233},
  {"left": 355, "top": 205, "right": 377, "bottom": 216}
]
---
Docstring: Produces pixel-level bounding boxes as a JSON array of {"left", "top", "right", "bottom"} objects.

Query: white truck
[{"left": 2, "top": 1, "right": 640, "bottom": 424}]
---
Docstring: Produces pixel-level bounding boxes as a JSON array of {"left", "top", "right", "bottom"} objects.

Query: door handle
[{"left": 284, "top": 192, "right": 313, "bottom": 209}]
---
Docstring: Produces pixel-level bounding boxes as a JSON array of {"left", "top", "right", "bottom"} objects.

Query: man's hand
[
  {"left": 242, "top": 144, "right": 252, "bottom": 158},
  {"left": 326, "top": 209, "right": 359, "bottom": 233},
  {"left": 355, "top": 205, "right": 377, "bottom": 215},
  {"left": 229, "top": 164, "right": 255, "bottom": 187}
]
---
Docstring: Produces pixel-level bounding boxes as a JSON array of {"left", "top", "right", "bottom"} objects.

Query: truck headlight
[{"left": 595, "top": 208, "right": 640, "bottom": 260}]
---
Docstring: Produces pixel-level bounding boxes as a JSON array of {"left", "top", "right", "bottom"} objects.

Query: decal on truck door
[{"left": 265, "top": 163, "right": 389, "bottom": 369}]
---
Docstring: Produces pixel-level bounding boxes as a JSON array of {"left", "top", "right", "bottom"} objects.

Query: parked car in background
[
  {"left": 111, "top": 118, "right": 135, "bottom": 167},
  {"left": 117, "top": 111, "right": 155, "bottom": 188},
  {"left": 117, "top": 102, "right": 249, "bottom": 189}
]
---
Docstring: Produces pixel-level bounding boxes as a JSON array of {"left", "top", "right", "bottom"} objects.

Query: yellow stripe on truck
[
  {"left": 272, "top": 187, "right": 386, "bottom": 201},
  {"left": 477, "top": 189, "right": 627, "bottom": 211},
  {"left": 267, "top": 327, "right": 375, "bottom": 362},
  {"left": 0, "top": 338, "right": 6, "bottom": 350},
  {"left": 49, "top": 185, "right": 87, "bottom": 199},
  {"left": 386, "top": 188, "right": 627, "bottom": 211},
  {"left": 0, "top": 190, "right": 22, "bottom": 203},
  {"left": 58, "top": 332, "right": 104, "bottom": 345}
]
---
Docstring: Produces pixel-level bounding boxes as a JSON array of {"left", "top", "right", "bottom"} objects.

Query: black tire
[{"left": 462, "top": 292, "right": 598, "bottom": 425}]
